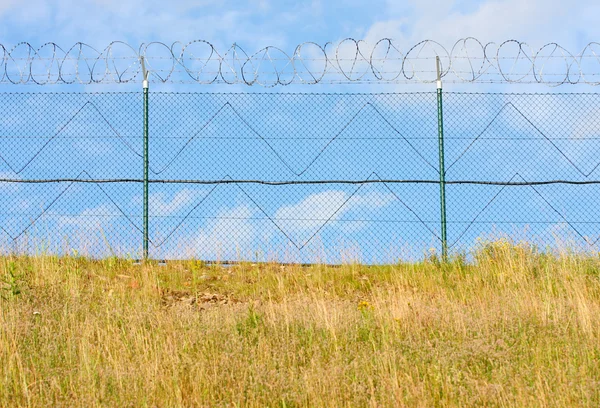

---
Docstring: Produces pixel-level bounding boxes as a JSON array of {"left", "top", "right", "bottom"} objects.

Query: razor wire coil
[{"left": 2, "top": 38, "right": 600, "bottom": 86}]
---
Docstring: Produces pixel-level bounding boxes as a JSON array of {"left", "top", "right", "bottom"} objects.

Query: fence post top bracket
[
  {"left": 141, "top": 56, "right": 149, "bottom": 89},
  {"left": 436, "top": 56, "right": 442, "bottom": 90},
  {"left": 435, "top": 55, "right": 442, "bottom": 89}
]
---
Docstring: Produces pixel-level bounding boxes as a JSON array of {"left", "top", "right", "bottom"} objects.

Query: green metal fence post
[
  {"left": 141, "top": 57, "right": 149, "bottom": 260},
  {"left": 436, "top": 56, "right": 448, "bottom": 261}
]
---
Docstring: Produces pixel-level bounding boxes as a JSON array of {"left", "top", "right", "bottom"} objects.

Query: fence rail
[{"left": 0, "top": 91, "right": 599, "bottom": 263}]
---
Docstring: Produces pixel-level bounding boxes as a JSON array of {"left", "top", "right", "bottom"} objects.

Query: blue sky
[
  {"left": 0, "top": 0, "right": 596, "bottom": 52},
  {"left": 0, "top": 0, "right": 599, "bottom": 262},
  {"left": 1, "top": 0, "right": 599, "bottom": 91}
]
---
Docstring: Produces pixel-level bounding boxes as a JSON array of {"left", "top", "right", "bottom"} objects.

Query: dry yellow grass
[{"left": 1, "top": 240, "right": 599, "bottom": 407}]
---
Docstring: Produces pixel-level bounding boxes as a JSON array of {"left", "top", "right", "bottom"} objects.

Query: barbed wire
[{"left": 2, "top": 38, "right": 600, "bottom": 86}]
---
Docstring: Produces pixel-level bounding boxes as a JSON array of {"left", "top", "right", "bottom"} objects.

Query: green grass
[{"left": 1, "top": 240, "right": 599, "bottom": 407}]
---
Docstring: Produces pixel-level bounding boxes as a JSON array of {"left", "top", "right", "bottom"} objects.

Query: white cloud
[
  {"left": 274, "top": 189, "right": 394, "bottom": 235},
  {"left": 362, "top": 0, "right": 600, "bottom": 60},
  {"left": 1, "top": 0, "right": 595, "bottom": 90},
  {"left": 130, "top": 188, "right": 199, "bottom": 216},
  {"left": 371, "top": 0, "right": 584, "bottom": 44},
  {"left": 149, "top": 189, "right": 196, "bottom": 216},
  {"left": 275, "top": 190, "right": 347, "bottom": 232},
  {"left": 160, "top": 188, "right": 396, "bottom": 259},
  {"left": 55, "top": 202, "right": 117, "bottom": 228},
  {"left": 0, "top": 0, "right": 290, "bottom": 50},
  {"left": 190, "top": 204, "right": 256, "bottom": 259},
  {"left": 354, "top": 0, "right": 600, "bottom": 89}
]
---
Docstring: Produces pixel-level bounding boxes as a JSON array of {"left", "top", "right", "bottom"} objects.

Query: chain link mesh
[
  {"left": 444, "top": 93, "right": 600, "bottom": 252},
  {"left": 0, "top": 93, "right": 142, "bottom": 257},
  {"left": 0, "top": 91, "right": 598, "bottom": 262},
  {"left": 148, "top": 93, "right": 439, "bottom": 263}
]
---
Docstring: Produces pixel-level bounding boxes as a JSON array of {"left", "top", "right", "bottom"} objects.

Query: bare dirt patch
[{"left": 161, "top": 289, "right": 241, "bottom": 310}]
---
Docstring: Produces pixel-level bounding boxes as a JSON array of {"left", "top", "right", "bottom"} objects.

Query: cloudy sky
[
  {"left": 0, "top": 0, "right": 598, "bottom": 90},
  {"left": 0, "top": 0, "right": 599, "bottom": 261},
  {"left": 0, "top": 0, "right": 596, "bottom": 49}
]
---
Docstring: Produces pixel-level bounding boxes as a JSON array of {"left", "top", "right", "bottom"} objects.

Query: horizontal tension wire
[{"left": 2, "top": 178, "right": 600, "bottom": 186}]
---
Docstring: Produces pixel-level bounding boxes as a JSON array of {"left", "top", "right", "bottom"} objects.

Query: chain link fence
[
  {"left": 444, "top": 93, "right": 600, "bottom": 254},
  {"left": 0, "top": 91, "right": 598, "bottom": 263}
]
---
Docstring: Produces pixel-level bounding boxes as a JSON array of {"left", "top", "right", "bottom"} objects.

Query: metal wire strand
[{"left": 2, "top": 38, "right": 600, "bottom": 86}]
